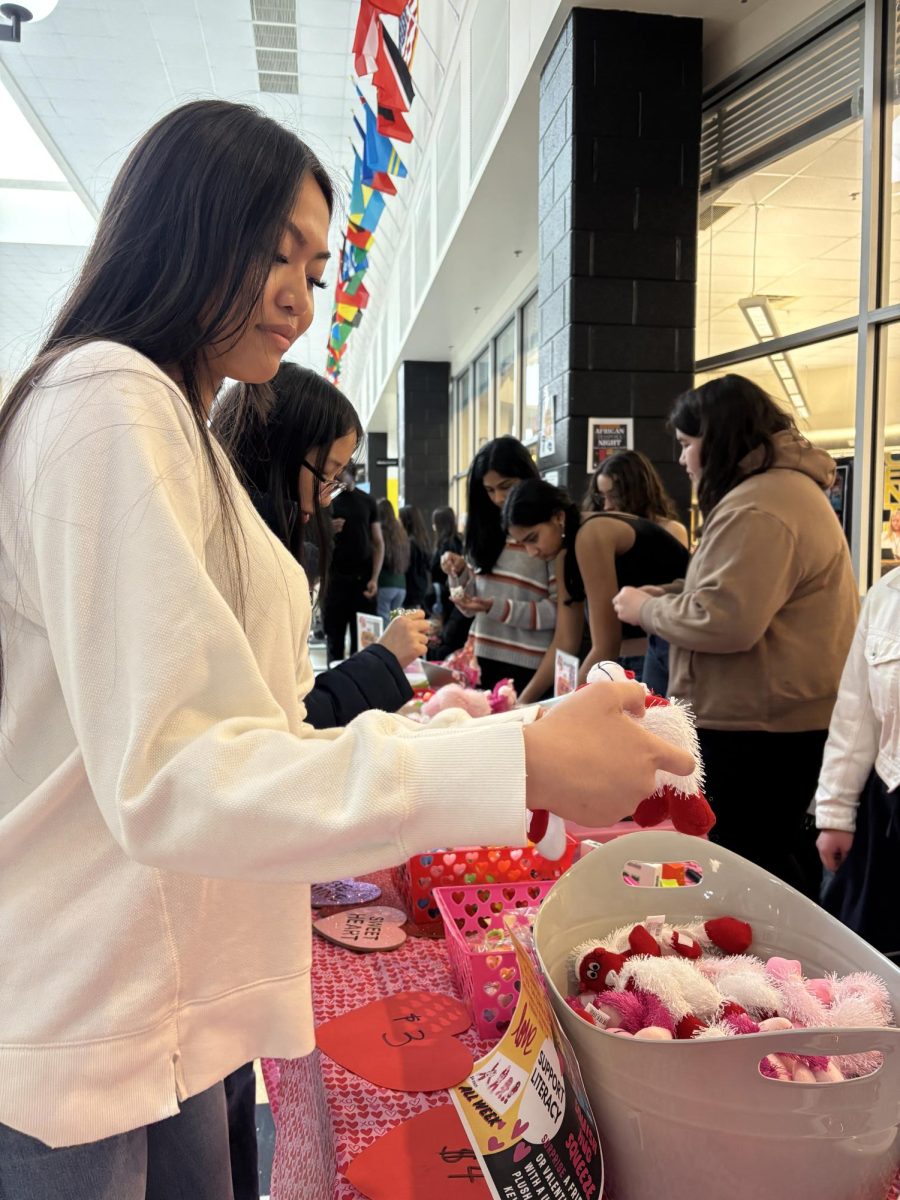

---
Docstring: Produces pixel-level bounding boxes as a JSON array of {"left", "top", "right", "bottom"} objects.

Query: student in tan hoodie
[{"left": 614, "top": 375, "right": 859, "bottom": 898}]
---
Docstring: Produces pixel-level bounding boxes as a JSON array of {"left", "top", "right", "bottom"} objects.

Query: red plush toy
[
  {"left": 572, "top": 915, "right": 753, "bottom": 993},
  {"left": 586, "top": 663, "right": 715, "bottom": 837},
  {"left": 525, "top": 660, "right": 714, "bottom": 855}
]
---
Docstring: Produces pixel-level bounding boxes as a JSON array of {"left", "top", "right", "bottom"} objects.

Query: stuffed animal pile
[{"left": 566, "top": 915, "right": 895, "bottom": 1082}]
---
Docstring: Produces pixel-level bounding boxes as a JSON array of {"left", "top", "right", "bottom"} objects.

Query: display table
[{"left": 265, "top": 870, "right": 900, "bottom": 1200}]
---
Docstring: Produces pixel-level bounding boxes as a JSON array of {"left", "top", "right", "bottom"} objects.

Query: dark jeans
[
  {"left": 0, "top": 1083, "right": 233, "bottom": 1200},
  {"left": 642, "top": 634, "right": 670, "bottom": 696},
  {"left": 821, "top": 769, "right": 900, "bottom": 959},
  {"left": 698, "top": 727, "right": 827, "bottom": 900},
  {"left": 223, "top": 1065, "right": 259, "bottom": 1200},
  {"left": 322, "top": 571, "right": 375, "bottom": 661}
]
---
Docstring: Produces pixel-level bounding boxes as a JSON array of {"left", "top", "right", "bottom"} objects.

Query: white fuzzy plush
[
  {"left": 608, "top": 955, "right": 723, "bottom": 1021},
  {"left": 698, "top": 956, "right": 782, "bottom": 1017},
  {"left": 585, "top": 661, "right": 704, "bottom": 796}
]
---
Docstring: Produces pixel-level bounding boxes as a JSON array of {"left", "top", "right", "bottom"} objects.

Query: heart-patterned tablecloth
[{"left": 266, "top": 871, "right": 900, "bottom": 1200}]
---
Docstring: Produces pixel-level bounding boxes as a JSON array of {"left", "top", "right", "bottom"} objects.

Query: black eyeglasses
[{"left": 303, "top": 460, "right": 347, "bottom": 498}]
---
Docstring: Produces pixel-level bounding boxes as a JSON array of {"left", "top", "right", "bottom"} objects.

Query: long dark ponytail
[
  {"left": 0, "top": 100, "right": 333, "bottom": 706},
  {"left": 502, "top": 478, "right": 584, "bottom": 603}
]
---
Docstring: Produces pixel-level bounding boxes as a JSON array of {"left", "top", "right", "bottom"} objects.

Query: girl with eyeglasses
[
  {"left": 0, "top": 99, "right": 692, "bottom": 1196},
  {"left": 213, "top": 362, "right": 429, "bottom": 731}
]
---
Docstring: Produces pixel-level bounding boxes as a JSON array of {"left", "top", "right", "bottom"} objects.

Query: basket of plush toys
[{"left": 533, "top": 829, "right": 900, "bottom": 1200}]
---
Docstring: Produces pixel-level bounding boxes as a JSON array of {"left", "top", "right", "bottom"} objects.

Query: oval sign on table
[{"left": 313, "top": 905, "right": 408, "bottom": 952}]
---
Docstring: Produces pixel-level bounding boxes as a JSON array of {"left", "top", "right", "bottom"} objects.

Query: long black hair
[
  {"left": 432, "top": 506, "right": 459, "bottom": 548},
  {"left": 587, "top": 449, "right": 679, "bottom": 521},
  {"left": 503, "top": 478, "right": 584, "bottom": 603},
  {"left": 0, "top": 99, "right": 333, "bottom": 704},
  {"left": 400, "top": 505, "right": 433, "bottom": 554},
  {"left": 213, "top": 363, "right": 362, "bottom": 586},
  {"left": 377, "top": 500, "right": 411, "bottom": 574},
  {"left": 465, "top": 436, "right": 539, "bottom": 572},
  {"left": 670, "top": 374, "right": 795, "bottom": 517}
]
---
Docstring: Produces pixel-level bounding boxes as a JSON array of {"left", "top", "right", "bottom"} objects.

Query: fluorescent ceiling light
[{"left": 738, "top": 295, "right": 810, "bottom": 422}]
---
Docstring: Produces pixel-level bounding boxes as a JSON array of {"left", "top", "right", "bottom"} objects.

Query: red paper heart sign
[
  {"left": 313, "top": 906, "right": 407, "bottom": 952},
  {"left": 345, "top": 1104, "right": 491, "bottom": 1199},
  {"left": 317, "top": 991, "right": 473, "bottom": 1092}
]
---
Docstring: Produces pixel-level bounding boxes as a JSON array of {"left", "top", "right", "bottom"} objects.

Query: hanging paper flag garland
[{"left": 327, "top": 0, "right": 418, "bottom": 382}]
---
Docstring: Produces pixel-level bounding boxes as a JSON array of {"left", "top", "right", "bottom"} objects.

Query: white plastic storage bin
[{"left": 533, "top": 830, "right": 900, "bottom": 1200}]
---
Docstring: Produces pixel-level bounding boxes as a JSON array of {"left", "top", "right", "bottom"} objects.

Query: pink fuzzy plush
[{"left": 420, "top": 683, "right": 492, "bottom": 719}]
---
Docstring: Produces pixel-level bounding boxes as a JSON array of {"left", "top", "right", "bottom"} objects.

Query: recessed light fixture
[
  {"left": 1, "top": 1, "right": 58, "bottom": 43},
  {"left": 738, "top": 295, "right": 810, "bottom": 421}
]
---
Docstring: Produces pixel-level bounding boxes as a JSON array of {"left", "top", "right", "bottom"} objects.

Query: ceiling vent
[
  {"left": 698, "top": 201, "right": 739, "bottom": 231},
  {"left": 251, "top": 0, "right": 298, "bottom": 94}
]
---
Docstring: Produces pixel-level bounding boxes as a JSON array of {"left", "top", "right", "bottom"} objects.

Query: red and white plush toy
[
  {"left": 526, "top": 660, "right": 714, "bottom": 859},
  {"left": 586, "top": 662, "right": 714, "bottom": 837},
  {"left": 571, "top": 915, "right": 753, "bottom": 993}
]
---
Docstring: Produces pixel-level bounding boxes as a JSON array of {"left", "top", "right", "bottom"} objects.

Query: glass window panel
[
  {"left": 890, "top": 6, "right": 900, "bottom": 304},
  {"left": 696, "top": 124, "right": 863, "bottom": 360},
  {"left": 695, "top": 334, "right": 857, "bottom": 550},
  {"left": 879, "top": 325, "right": 900, "bottom": 573},
  {"left": 521, "top": 295, "right": 539, "bottom": 443},
  {"left": 474, "top": 350, "right": 491, "bottom": 448},
  {"left": 494, "top": 320, "right": 516, "bottom": 437},
  {"left": 456, "top": 371, "right": 472, "bottom": 475}
]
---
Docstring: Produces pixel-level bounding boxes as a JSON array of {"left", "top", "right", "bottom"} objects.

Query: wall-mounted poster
[
  {"left": 587, "top": 418, "right": 633, "bottom": 472},
  {"left": 539, "top": 388, "right": 556, "bottom": 458}
]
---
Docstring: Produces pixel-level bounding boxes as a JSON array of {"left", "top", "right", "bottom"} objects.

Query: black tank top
[{"left": 574, "top": 513, "right": 690, "bottom": 641}]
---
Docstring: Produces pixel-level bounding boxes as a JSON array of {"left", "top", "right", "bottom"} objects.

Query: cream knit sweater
[{"left": 0, "top": 343, "right": 528, "bottom": 1147}]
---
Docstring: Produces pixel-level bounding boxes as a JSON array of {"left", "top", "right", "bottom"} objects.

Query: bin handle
[{"left": 687, "top": 1025, "right": 900, "bottom": 1092}]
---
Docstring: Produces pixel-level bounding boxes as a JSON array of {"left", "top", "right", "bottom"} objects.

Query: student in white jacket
[
  {"left": 0, "top": 100, "right": 692, "bottom": 1198},
  {"left": 815, "top": 567, "right": 900, "bottom": 957}
]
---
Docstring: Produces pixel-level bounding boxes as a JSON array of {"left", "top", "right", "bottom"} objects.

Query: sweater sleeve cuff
[
  {"left": 639, "top": 596, "right": 662, "bottom": 636},
  {"left": 814, "top": 796, "right": 858, "bottom": 834},
  {"left": 400, "top": 719, "right": 529, "bottom": 854}
]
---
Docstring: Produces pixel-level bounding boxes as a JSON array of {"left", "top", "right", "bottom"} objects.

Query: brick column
[
  {"left": 398, "top": 360, "right": 450, "bottom": 517},
  {"left": 537, "top": 7, "right": 702, "bottom": 513}
]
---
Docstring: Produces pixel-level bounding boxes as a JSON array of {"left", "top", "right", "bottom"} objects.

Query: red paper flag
[
  {"left": 352, "top": 0, "right": 381, "bottom": 76},
  {"left": 377, "top": 102, "right": 413, "bottom": 143},
  {"left": 369, "top": 0, "right": 407, "bottom": 13},
  {"left": 373, "top": 21, "right": 415, "bottom": 111},
  {"left": 346, "top": 222, "right": 375, "bottom": 250}
]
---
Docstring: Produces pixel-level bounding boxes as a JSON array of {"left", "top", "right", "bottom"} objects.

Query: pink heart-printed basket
[{"left": 434, "top": 879, "right": 557, "bottom": 1040}]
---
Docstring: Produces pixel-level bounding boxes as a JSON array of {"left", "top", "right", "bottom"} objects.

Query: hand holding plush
[{"left": 586, "top": 663, "right": 715, "bottom": 837}]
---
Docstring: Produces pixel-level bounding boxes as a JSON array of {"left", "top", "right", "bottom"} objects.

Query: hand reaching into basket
[{"left": 522, "top": 680, "right": 695, "bottom": 829}]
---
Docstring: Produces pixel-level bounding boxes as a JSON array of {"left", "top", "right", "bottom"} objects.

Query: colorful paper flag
[
  {"left": 399, "top": 0, "right": 419, "bottom": 67},
  {"left": 374, "top": 21, "right": 415, "bottom": 112},
  {"left": 377, "top": 101, "right": 413, "bottom": 142}
]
